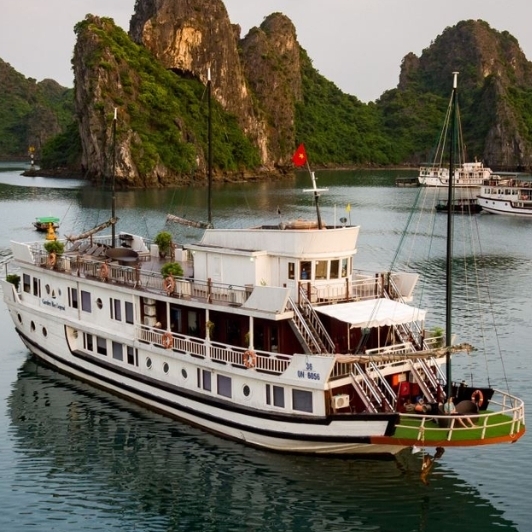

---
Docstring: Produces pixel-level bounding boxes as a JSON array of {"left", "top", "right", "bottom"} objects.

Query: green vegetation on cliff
[
  {"left": 0, "top": 58, "right": 74, "bottom": 160},
  {"left": 74, "top": 16, "right": 260, "bottom": 178},
  {"left": 296, "top": 50, "right": 395, "bottom": 165}
]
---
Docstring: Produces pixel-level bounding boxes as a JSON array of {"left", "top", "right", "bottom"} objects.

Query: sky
[{"left": 1, "top": 1, "right": 531, "bottom": 103}]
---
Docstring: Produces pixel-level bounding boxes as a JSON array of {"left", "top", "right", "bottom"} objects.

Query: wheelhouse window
[
  {"left": 300, "top": 261, "right": 311, "bottom": 280},
  {"left": 341, "top": 258, "right": 349, "bottom": 278},
  {"left": 315, "top": 260, "right": 327, "bottom": 280},
  {"left": 330, "top": 259, "right": 340, "bottom": 279},
  {"left": 81, "top": 290, "right": 91, "bottom": 312},
  {"left": 293, "top": 389, "right": 313, "bottom": 413},
  {"left": 288, "top": 262, "right": 295, "bottom": 280}
]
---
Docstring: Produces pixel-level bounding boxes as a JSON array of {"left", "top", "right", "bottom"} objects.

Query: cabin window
[
  {"left": 112, "top": 341, "right": 123, "bottom": 361},
  {"left": 198, "top": 368, "right": 212, "bottom": 392},
  {"left": 315, "top": 260, "right": 327, "bottom": 280},
  {"left": 81, "top": 290, "right": 91, "bottom": 313},
  {"left": 266, "top": 384, "right": 285, "bottom": 408},
  {"left": 125, "top": 301, "right": 134, "bottom": 324},
  {"left": 96, "top": 336, "right": 107, "bottom": 355},
  {"left": 293, "top": 389, "right": 313, "bottom": 413},
  {"left": 69, "top": 287, "right": 78, "bottom": 309},
  {"left": 84, "top": 333, "right": 93, "bottom": 351},
  {"left": 217, "top": 375, "right": 232, "bottom": 398},
  {"left": 126, "top": 346, "right": 137, "bottom": 366},
  {"left": 300, "top": 261, "right": 311, "bottom": 280},
  {"left": 110, "top": 298, "right": 122, "bottom": 321},
  {"left": 23, "top": 274, "right": 31, "bottom": 293},
  {"left": 32, "top": 277, "right": 41, "bottom": 297},
  {"left": 330, "top": 260, "right": 340, "bottom": 279},
  {"left": 288, "top": 262, "right": 295, "bottom": 280}
]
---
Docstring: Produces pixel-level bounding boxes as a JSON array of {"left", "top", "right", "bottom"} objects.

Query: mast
[
  {"left": 111, "top": 107, "right": 117, "bottom": 248},
  {"left": 445, "top": 72, "right": 459, "bottom": 400},
  {"left": 207, "top": 68, "right": 212, "bottom": 226}
]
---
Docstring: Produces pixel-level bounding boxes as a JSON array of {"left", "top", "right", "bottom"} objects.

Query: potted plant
[
  {"left": 6, "top": 274, "right": 20, "bottom": 289},
  {"left": 43, "top": 240, "right": 65, "bottom": 268},
  {"left": 161, "top": 262, "right": 183, "bottom": 278},
  {"left": 154, "top": 231, "right": 173, "bottom": 258}
]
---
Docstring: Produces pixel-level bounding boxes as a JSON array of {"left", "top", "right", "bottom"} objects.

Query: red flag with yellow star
[{"left": 292, "top": 143, "right": 307, "bottom": 167}]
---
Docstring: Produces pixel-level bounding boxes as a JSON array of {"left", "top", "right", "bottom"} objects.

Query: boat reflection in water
[{"left": 7, "top": 357, "right": 520, "bottom": 532}]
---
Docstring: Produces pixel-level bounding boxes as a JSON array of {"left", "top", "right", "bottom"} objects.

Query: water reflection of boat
[{"left": 7, "top": 357, "right": 520, "bottom": 532}]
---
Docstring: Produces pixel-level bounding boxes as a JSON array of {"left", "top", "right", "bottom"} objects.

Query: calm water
[{"left": 0, "top": 163, "right": 531, "bottom": 531}]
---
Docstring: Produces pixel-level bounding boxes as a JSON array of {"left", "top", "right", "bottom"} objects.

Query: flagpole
[
  {"left": 306, "top": 160, "right": 323, "bottom": 229},
  {"left": 292, "top": 143, "right": 328, "bottom": 230}
]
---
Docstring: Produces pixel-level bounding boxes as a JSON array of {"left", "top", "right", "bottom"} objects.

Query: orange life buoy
[
  {"left": 99, "top": 262, "right": 110, "bottom": 280},
  {"left": 243, "top": 350, "right": 257, "bottom": 369},
  {"left": 471, "top": 389, "right": 484, "bottom": 407},
  {"left": 163, "top": 275, "right": 175, "bottom": 295},
  {"left": 47, "top": 251, "right": 57, "bottom": 268},
  {"left": 162, "top": 331, "right": 173, "bottom": 349}
]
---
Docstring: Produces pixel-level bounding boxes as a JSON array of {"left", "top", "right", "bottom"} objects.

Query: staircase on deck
[{"left": 289, "top": 278, "right": 446, "bottom": 413}]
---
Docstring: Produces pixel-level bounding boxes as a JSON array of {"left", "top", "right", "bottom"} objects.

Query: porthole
[
  {"left": 181, "top": 368, "right": 188, "bottom": 379},
  {"left": 96, "top": 298, "right": 103, "bottom": 309},
  {"left": 163, "top": 362, "right": 169, "bottom": 374},
  {"left": 42, "top": 327, "right": 48, "bottom": 337},
  {"left": 58, "top": 288, "right": 62, "bottom": 296},
  {"left": 17, "top": 313, "right": 22, "bottom": 324},
  {"left": 146, "top": 357, "right": 152, "bottom": 369},
  {"left": 30, "top": 321, "right": 36, "bottom": 332},
  {"left": 45, "top": 284, "right": 51, "bottom": 295},
  {"left": 243, "top": 385, "right": 251, "bottom": 397}
]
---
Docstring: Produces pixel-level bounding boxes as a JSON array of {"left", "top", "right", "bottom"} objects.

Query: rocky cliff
[
  {"left": 130, "top": 0, "right": 265, "bottom": 159},
  {"left": 397, "top": 19, "right": 532, "bottom": 169}
]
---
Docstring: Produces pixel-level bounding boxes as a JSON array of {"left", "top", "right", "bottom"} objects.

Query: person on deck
[{"left": 443, "top": 397, "right": 475, "bottom": 427}]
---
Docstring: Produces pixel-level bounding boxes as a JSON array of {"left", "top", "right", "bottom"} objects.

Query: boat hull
[
  {"left": 9, "top": 317, "right": 408, "bottom": 457},
  {"left": 477, "top": 197, "right": 532, "bottom": 217}
]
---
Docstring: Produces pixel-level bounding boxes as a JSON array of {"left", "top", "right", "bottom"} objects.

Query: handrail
[{"left": 396, "top": 389, "right": 525, "bottom": 442}]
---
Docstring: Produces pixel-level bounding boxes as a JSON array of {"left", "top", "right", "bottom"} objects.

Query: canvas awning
[{"left": 315, "top": 299, "right": 426, "bottom": 328}]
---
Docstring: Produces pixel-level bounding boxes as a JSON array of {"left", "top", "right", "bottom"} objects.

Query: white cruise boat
[
  {"left": 1, "top": 73, "right": 525, "bottom": 457},
  {"left": 419, "top": 160, "right": 493, "bottom": 188},
  {"left": 477, "top": 176, "right": 532, "bottom": 217},
  {"left": 1, "top": 191, "right": 525, "bottom": 456},
  {"left": 418, "top": 82, "right": 494, "bottom": 187}
]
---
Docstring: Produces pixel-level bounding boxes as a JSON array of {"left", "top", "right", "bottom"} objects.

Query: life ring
[
  {"left": 163, "top": 275, "right": 175, "bottom": 295},
  {"left": 471, "top": 389, "right": 484, "bottom": 407},
  {"left": 99, "top": 262, "right": 110, "bottom": 280},
  {"left": 243, "top": 350, "right": 257, "bottom": 369},
  {"left": 162, "top": 331, "right": 173, "bottom": 349},
  {"left": 47, "top": 251, "right": 57, "bottom": 268}
]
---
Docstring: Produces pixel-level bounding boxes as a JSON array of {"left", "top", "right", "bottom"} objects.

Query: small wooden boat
[{"left": 33, "top": 216, "right": 60, "bottom": 231}]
